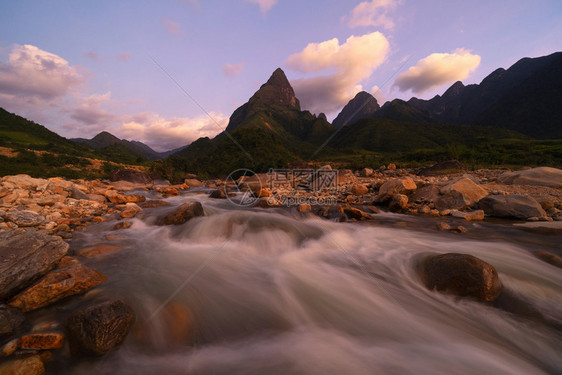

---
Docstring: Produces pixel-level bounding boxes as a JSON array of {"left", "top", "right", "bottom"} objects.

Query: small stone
[
  {"left": 17, "top": 333, "right": 64, "bottom": 350},
  {"left": 389, "top": 194, "right": 408, "bottom": 212},
  {"left": 350, "top": 184, "right": 369, "bottom": 196},
  {"left": 437, "top": 222, "right": 451, "bottom": 231},
  {"left": 139, "top": 200, "right": 171, "bottom": 208},
  {"left": 297, "top": 203, "right": 312, "bottom": 213},
  {"left": 112, "top": 221, "right": 133, "bottom": 230},
  {"left": 451, "top": 210, "right": 485, "bottom": 221},
  {"left": 1, "top": 339, "right": 18, "bottom": 357},
  {"left": 419, "top": 205, "right": 431, "bottom": 214},
  {"left": 533, "top": 251, "right": 562, "bottom": 268},
  {"left": 156, "top": 201, "right": 204, "bottom": 225}
]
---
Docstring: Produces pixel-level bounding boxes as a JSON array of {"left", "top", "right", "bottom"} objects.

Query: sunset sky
[{"left": 1, "top": 0, "right": 560, "bottom": 151}]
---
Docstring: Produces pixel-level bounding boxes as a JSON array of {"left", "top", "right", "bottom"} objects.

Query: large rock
[
  {"left": 184, "top": 178, "right": 203, "bottom": 187},
  {"left": 4, "top": 211, "right": 45, "bottom": 227},
  {"left": 0, "top": 355, "right": 44, "bottom": 375},
  {"left": 497, "top": 167, "right": 562, "bottom": 188},
  {"left": 417, "top": 160, "right": 466, "bottom": 176},
  {"left": 65, "top": 299, "right": 135, "bottom": 357},
  {"left": 0, "top": 231, "right": 69, "bottom": 299},
  {"left": 9, "top": 264, "right": 107, "bottom": 312},
  {"left": 1, "top": 175, "right": 47, "bottom": 190},
  {"left": 376, "top": 177, "right": 417, "bottom": 202},
  {"left": 420, "top": 253, "right": 502, "bottom": 302},
  {"left": 436, "top": 177, "right": 488, "bottom": 210},
  {"left": 109, "top": 169, "right": 152, "bottom": 184},
  {"left": 157, "top": 201, "right": 204, "bottom": 225},
  {"left": 478, "top": 194, "right": 547, "bottom": 220}
]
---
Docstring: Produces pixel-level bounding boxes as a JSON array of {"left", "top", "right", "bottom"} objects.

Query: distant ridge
[
  {"left": 332, "top": 91, "right": 379, "bottom": 128},
  {"left": 72, "top": 131, "right": 163, "bottom": 160}
]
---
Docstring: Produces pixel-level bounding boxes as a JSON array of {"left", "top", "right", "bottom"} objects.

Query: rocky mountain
[
  {"left": 73, "top": 131, "right": 162, "bottom": 160},
  {"left": 332, "top": 91, "right": 380, "bottom": 128},
  {"left": 404, "top": 51, "right": 562, "bottom": 138}
]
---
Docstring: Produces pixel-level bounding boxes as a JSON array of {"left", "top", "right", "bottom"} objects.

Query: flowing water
[{"left": 51, "top": 191, "right": 561, "bottom": 374}]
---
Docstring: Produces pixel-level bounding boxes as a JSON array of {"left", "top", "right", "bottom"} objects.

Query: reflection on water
[{"left": 56, "top": 193, "right": 562, "bottom": 374}]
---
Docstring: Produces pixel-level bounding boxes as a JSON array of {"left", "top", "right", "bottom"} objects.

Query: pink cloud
[{"left": 222, "top": 62, "right": 244, "bottom": 77}]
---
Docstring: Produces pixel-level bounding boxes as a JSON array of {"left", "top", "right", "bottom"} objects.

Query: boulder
[
  {"left": 497, "top": 167, "right": 562, "bottom": 188},
  {"left": 104, "top": 190, "right": 146, "bottom": 204},
  {"left": 417, "top": 160, "right": 466, "bottom": 176},
  {"left": 17, "top": 333, "right": 64, "bottom": 350},
  {"left": 4, "top": 211, "right": 45, "bottom": 227},
  {"left": 65, "top": 299, "right": 135, "bottom": 357},
  {"left": 112, "top": 221, "right": 133, "bottom": 230},
  {"left": 0, "top": 355, "right": 44, "bottom": 375},
  {"left": 478, "top": 194, "right": 547, "bottom": 220},
  {"left": 0, "top": 307, "right": 25, "bottom": 341},
  {"left": 343, "top": 205, "right": 374, "bottom": 220},
  {"left": 360, "top": 168, "right": 374, "bottom": 177},
  {"left": 420, "top": 253, "right": 502, "bottom": 302},
  {"left": 350, "top": 184, "right": 369, "bottom": 196},
  {"left": 376, "top": 177, "right": 417, "bottom": 202},
  {"left": 389, "top": 194, "right": 409, "bottom": 212},
  {"left": 184, "top": 179, "right": 203, "bottom": 187},
  {"left": 435, "top": 177, "right": 488, "bottom": 210},
  {"left": 109, "top": 169, "right": 152, "bottom": 184},
  {"left": 71, "top": 187, "right": 90, "bottom": 200},
  {"left": 0, "top": 232, "right": 68, "bottom": 299},
  {"left": 9, "top": 264, "right": 107, "bottom": 312},
  {"left": 1, "top": 175, "right": 47, "bottom": 190},
  {"left": 157, "top": 201, "right": 204, "bottom": 225},
  {"left": 209, "top": 189, "right": 227, "bottom": 199}
]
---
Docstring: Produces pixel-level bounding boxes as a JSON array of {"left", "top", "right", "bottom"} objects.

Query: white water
[{"left": 61, "top": 194, "right": 562, "bottom": 374}]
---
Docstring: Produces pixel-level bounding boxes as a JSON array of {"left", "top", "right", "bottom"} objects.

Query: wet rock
[
  {"left": 157, "top": 201, "right": 204, "bottom": 225},
  {"left": 437, "top": 222, "right": 451, "bottom": 231},
  {"left": 420, "top": 253, "right": 502, "bottom": 302},
  {"left": 375, "top": 177, "right": 417, "bottom": 202},
  {"left": 76, "top": 245, "right": 122, "bottom": 258},
  {"left": 184, "top": 178, "right": 203, "bottom": 187},
  {"left": 0, "top": 307, "right": 25, "bottom": 341},
  {"left": 478, "top": 194, "right": 547, "bottom": 220},
  {"left": 65, "top": 299, "right": 135, "bottom": 357},
  {"left": 1, "top": 339, "right": 17, "bottom": 357},
  {"left": 120, "top": 203, "right": 142, "bottom": 218},
  {"left": 109, "top": 169, "right": 152, "bottom": 184},
  {"left": 209, "top": 189, "right": 227, "bottom": 199},
  {"left": 297, "top": 203, "right": 312, "bottom": 213},
  {"left": 350, "top": 184, "right": 369, "bottom": 196},
  {"left": 139, "top": 200, "right": 171, "bottom": 208},
  {"left": 57, "top": 256, "right": 80, "bottom": 269},
  {"left": 0, "top": 231, "right": 69, "bottom": 299},
  {"left": 255, "top": 197, "right": 283, "bottom": 208},
  {"left": 0, "top": 355, "right": 44, "bottom": 375},
  {"left": 389, "top": 194, "right": 408, "bottom": 212},
  {"left": 436, "top": 177, "right": 488, "bottom": 210},
  {"left": 17, "top": 333, "right": 64, "bottom": 350},
  {"left": 343, "top": 205, "right": 374, "bottom": 221},
  {"left": 451, "top": 209, "right": 485, "bottom": 221},
  {"left": 8, "top": 264, "right": 107, "bottom": 312},
  {"left": 533, "top": 251, "right": 562, "bottom": 268},
  {"left": 497, "top": 167, "right": 562, "bottom": 188},
  {"left": 4, "top": 211, "right": 45, "bottom": 227},
  {"left": 417, "top": 160, "right": 466, "bottom": 176},
  {"left": 112, "top": 221, "right": 133, "bottom": 230},
  {"left": 104, "top": 190, "right": 146, "bottom": 204}
]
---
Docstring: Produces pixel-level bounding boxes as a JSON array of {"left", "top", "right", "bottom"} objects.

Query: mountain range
[{"left": 1, "top": 51, "right": 561, "bottom": 178}]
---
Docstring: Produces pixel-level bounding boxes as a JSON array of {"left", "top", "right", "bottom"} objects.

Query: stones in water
[
  {"left": 533, "top": 251, "right": 562, "bottom": 268},
  {"left": 0, "top": 355, "right": 45, "bottom": 375},
  {"left": 139, "top": 199, "right": 171, "bottom": 208},
  {"left": 157, "top": 201, "right": 204, "bottom": 225},
  {"left": 17, "top": 333, "right": 64, "bottom": 350},
  {"left": 64, "top": 299, "right": 135, "bottom": 357},
  {"left": 112, "top": 221, "right": 133, "bottom": 230},
  {"left": 389, "top": 194, "right": 409, "bottom": 212},
  {"left": 8, "top": 263, "right": 107, "bottom": 312},
  {"left": 419, "top": 253, "right": 502, "bottom": 302},
  {"left": 0, "top": 231, "right": 69, "bottom": 299},
  {"left": 76, "top": 244, "right": 122, "bottom": 258}
]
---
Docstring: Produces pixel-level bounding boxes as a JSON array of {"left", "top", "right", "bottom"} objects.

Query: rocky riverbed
[{"left": 0, "top": 163, "right": 561, "bottom": 373}]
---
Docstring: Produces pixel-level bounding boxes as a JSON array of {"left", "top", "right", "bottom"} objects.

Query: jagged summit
[
  {"left": 225, "top": 68, "right": 301, "bottom": 132},
  {"left": 332, "top": 91, "right": 380, "bottom": 128}
]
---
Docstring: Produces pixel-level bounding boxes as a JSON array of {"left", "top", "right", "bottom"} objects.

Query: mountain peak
[
  {"left": 332, "top": 91, "right": 380, "bottom": 128},
  {"left": 251, "top": 68, "right": 300, "bottom": 110}
]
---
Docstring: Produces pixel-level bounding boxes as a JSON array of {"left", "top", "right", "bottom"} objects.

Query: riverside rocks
[
  {"left": 420, "top": 253, "right": 502, "bottom": 302},
  {"left": 157, "top": 201, "right": 204, "bottom": 225},
  {"left": 375, "top": 177, "right": 417, "bottom": 202},
  {"left": 0, "top": 231, "right": 69, "bottom": 299},
  {"left": 478, "top": 194, "right": 548, "bottom": 220},
  {"left": 497, "top": 167, "right": 562, "bottom": 188},
  {"left": 436, "top": 177, "right": 488, "bottom": 210},
  {"left": 65, "top": 299, "right": 135, "bottom": 357},
  {"left": 8, "top": 263, "right": 107, "bottom": 312}
]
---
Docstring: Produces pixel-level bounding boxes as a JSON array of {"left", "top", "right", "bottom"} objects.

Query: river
[{"left": 50, "top": 190, "right": 562, "bottom": 374}]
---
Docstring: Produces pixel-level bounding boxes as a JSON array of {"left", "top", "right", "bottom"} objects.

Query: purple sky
[{"left": 1, "top": 0, "right": 561, "bottom": 151}]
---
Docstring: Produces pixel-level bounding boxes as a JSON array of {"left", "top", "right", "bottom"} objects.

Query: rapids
[{"left": 53, "top": 192, "right": 562, "bottom": 374}]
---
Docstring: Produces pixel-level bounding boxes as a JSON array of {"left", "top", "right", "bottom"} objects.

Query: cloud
[
  {"left": 163, "top": 19, "right": 180, "bottom": 35},
  {"left": 245, "top": 0, "right": 277, "bottom": 14},
  {"left": 0, "top": 44, "right": 84, "bottom": 104},
  {"left": 394, "top": 48, "right": 481, "bottom": 94},
  {"left": 117, "top": 52, "right": 131, "bottom": 61},
  {"left": 69, "top": 92, "right": 117, "bottom": 125},
  {"left": 346, "top": 0, "right": 399, "bottom": 30},
  {"left": 222, "top": 62, "right": 244, "bottom": 77},
  {"left": 286, "top": 31, "right": 389, "bottom": 114},
  {"left": 119, "top": 112, "right": 227, "bottom": 151},
  {"left": 85, "top": 51, "right": 99, "bottom": 60}
]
